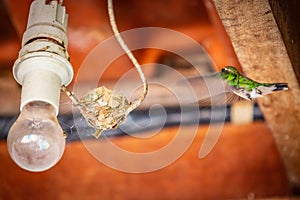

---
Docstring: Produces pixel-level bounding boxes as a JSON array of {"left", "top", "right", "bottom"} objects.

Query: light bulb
[
  {"left": 7, "top": 0, "right": 73, "bottom": 171},
  {"left": 7, "top": 101, "right": 65, "bottom": 172}
]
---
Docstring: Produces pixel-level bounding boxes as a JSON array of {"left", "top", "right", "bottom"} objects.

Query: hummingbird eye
[{"left": 221, "top": 68, "right": 227, "bottom": 73}]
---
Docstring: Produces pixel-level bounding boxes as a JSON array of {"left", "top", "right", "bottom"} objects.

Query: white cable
[{"left": 107, "top": 0, "right": 148, "bottom": 112}]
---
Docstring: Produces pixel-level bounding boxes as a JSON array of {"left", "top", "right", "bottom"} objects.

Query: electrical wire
[{"left": 107, "top": 0, "right": 148, "bottom": 113}]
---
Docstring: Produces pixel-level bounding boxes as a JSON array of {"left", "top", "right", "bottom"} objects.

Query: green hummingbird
[
  {"left": 218, "top": 66, "right": 288, "bottom": 101},
  {"left": 185, "top": 66, "right": 288, "bottom": 104}
]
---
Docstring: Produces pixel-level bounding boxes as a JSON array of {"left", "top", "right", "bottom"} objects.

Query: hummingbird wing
[{"left": 180, "top": 73, "right": 241, "bottom": 106}]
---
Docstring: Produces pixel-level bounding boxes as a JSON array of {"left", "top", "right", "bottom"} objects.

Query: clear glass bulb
[{"left": 7, "top": 101, "right": 65, "bottom": 172}]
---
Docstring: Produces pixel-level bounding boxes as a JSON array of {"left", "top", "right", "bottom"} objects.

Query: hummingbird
[
  {"left": 218, "top": 66, "right": 288, "bottom": 101},
  {"left": 185, "top": 66, "right": 288, "bottom": 104}
]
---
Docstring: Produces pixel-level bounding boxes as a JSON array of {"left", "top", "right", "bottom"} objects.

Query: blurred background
[{"left": 0, "top": 0, "right": 295, "bottom": 199}]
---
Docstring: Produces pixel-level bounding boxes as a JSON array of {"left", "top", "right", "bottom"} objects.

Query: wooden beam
[
  {"left": 212, "top": 0, "right": 300, "bottom": 190},
  {"left": 268, "top": 0, "right": 300, "bottom": 83}
]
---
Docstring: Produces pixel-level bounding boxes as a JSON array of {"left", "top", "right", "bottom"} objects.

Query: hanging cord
[{"left": 107, "top": 0, "right": 148, "bottom": 113}]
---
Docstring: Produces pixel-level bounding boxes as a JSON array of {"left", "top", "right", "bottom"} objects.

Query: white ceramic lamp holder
[{"left": 13, "top": 0, "right": 73, "bottom": 114}]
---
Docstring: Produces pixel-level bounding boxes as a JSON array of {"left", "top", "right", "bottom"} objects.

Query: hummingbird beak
[{"left": 272, "top": 83, "right": 289, "bottom": 91}]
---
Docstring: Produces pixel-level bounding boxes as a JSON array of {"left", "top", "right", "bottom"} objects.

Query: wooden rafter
[{"left": 212, "top": 0, "right": 300, "bottom": 190}]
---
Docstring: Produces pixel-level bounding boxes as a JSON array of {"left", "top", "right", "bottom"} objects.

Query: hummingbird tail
[{"left": 272, "top": 83, "right": 289, "bottom": 91}]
